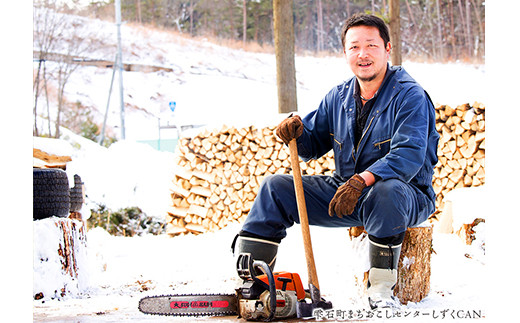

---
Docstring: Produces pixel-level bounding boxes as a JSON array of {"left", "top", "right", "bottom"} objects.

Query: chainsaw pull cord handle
[
  {"left": 236, "top": 254, "right": 276, "bottom": 321},
  {"left": 252, "top": 260, "right": 277, "bottom": 322}
]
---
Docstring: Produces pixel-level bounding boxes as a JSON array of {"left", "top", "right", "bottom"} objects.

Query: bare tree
[
  {"left": 242, "top": 0, "right": 247, "bottom": 46},
  {"left": 273, "top": 0, "right": 297, "bottom": 113},
  {"left": 316, "top": 0, "right": 324, "bottom": 52},
  {"left": 33, "top": 1, "right": 67, "bottom": 136},
  {"left": 190, "top": 0, "right": 194, "bottom": 34},
  {"left": 389, "top": 0, "right": 401, "bottom": 65},
  {"left": 470, "top": 0, "right": 484, "bottom": 58},
  {"left": 53, "top": 49, "right": 81, "bottom": 137},
  {"left": 33, "top": 2, "right": 95, "bottom": 137},
  {"left": 457, "top": 0, "right": 469, "bottom": 58},
  {"left": 447, "top": 0, "right": 456, "bottom": 59},
  {"left": 435, "top": 0, "right": 444, "bottom": 61},
  {"left": 136, "top": 0, "right": 142, "bottom": 24}
]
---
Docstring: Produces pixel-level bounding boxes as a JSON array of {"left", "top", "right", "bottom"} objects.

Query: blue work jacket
[{"left": 296, "top": 65, "right": 440, "bottom": 210}]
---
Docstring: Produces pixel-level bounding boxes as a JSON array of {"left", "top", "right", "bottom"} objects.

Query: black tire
[
  {"left": 33, "top": 168, "right": 70, "bottom": 220},
  {"left": 69, "top": 174, "right": 84, "bottom": 212}
]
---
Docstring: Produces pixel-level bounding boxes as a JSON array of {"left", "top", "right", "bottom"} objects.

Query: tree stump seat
[{"left": 349, "top": 225, "right": 433, "bottom": 305}]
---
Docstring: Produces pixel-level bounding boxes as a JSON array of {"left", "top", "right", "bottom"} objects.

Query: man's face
[{"left": 343, "top": 25, "right": 391, "bottom": 83}]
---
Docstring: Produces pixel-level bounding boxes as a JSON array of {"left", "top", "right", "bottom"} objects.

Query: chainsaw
[{"left": 139, "top": 253, "right": 312, "bottom": 321}]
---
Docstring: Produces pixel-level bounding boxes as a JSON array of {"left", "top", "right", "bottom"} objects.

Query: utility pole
[
  {"left": 115, "top": 0, "right": 125, "bottom": 139},
  {"left": 99, "top": 54, "right": 117, "bottom": 146}
]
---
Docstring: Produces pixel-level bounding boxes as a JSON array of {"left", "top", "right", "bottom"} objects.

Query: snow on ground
[
  {"left": 33, "top": 217, "right": 486, "bottom": 322},
  {"left": 31, "top": 10, "right": 490, "bottom": 322}
]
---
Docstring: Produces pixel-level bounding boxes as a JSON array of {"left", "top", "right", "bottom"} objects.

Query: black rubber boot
[
  {"left": 367, "top": 233, "right": 404, "bottom": 309},
  {"left": 231, "top": 233, "right": 279, "bottom": 275}
]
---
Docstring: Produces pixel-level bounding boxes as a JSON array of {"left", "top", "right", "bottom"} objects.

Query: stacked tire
[
  {"left": 33, "top": 169, "right": 84, "bottom": 220},
  {"left": 33, "top": 169, "right": 70, "bottom": 220},
  {"left": 69, "top": 174, "right": 84, "bottom": 212}
]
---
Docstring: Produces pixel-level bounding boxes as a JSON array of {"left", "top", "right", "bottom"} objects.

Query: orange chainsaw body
[{"left": 256, "top": 271, "right": 306, "bottom": 300}]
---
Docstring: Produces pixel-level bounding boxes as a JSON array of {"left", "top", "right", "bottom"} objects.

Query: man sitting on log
[{"left": 232, "top": 13, "right": 439, "bottom": 309}]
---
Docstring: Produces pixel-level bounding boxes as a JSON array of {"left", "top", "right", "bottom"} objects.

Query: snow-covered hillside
[
  {"left": 30, "top": 9, "right": 492, "bottom": 323},
  {"left": 34, "top": 8, "right": 485, "bottom": 143}
]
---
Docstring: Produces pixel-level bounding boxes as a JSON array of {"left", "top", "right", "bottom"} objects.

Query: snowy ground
[
  {"left": 32, "top": 222, "right": 486, "bottom": 322},
  {"left": 23, "top": 7, "right": 498, "bottom": 323}
]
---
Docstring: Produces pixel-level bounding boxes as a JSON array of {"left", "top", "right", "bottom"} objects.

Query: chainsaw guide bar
[
  {"left": 138, "top": 293, "right": 238, "bottom": 317},
  {"left": 138, "top": 255, "right": 333, "bottom": 321}
]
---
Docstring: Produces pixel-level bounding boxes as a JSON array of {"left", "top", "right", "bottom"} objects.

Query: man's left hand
[{"left": 328, "top": 174, "right": 367, "bottom": 218}]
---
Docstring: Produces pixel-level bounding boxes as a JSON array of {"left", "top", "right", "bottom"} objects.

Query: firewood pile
[
  {"left": 166, "top": 102, "right": 485, "bottom": 236},
  {"left": 166, "top": 125, "right": 335, "bottom": 236},
  {"left": 432, "top": 102, "right": 485, "bottom": 217}
]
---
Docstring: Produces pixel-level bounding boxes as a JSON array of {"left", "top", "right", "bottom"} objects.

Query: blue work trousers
[{"left": 241, "top": 174, "right": 431, "bottom": 241}]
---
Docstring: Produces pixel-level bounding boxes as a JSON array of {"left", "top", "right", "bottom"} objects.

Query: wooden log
[
  {"left": 393, "top": 226, "right": 432, "bottom": 304},
  {"left": 173, "top": 166, "right": 193, "bottom": 180},
  {"left": 448, "top": 169, "right": 464, "bottom": 183},
  {"left": 33, "top": 148, "right": 72, "bottom": 168},
  {"left": 170, "top": 183, "right": 190, "bottom": 198},
  {"left": 167, "top": 206, "right": 188, "bottom": 218},
  {"left": 190, "top": 186, "right": 212, "bottom": 197},
  {"left": 460, "top": 136, "right": 477, "bottom": 158},
  {"left": 166, "top": 223, "right": 188, "bottom": 235},
  {"left": 456, "top": 218, "right": 485, "bottom": 245},
  {"left": 436, "top": 200, "right": 454, "bottom": 234},
  {"left": 187, "top": 204, "right": 209, "bottom": 218},
  {"left": 33, "top": 217, "right": 87, "bottom": 299},
  {"left": 444, "top": 105, "right": 455, "bottom": 117}
]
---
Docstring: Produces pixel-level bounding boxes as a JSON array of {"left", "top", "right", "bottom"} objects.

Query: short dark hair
[{"left": 340, "top": 13, "right": 390, "bottom": 49}]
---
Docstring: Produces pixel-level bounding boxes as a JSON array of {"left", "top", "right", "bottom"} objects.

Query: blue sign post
[{"left": 169, "top": 101, "right": 177, "bottom": 113}]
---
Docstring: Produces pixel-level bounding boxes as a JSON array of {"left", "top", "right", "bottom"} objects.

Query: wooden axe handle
[{"left": 288, "top": 139, "right": 320, "bottom": 291}]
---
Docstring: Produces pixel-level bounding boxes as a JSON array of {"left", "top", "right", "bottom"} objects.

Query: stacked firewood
[
  {"left": 166, "top": 125, "right": 334, "bottom": 236},
  {"left": 432, "top": 102, "right": 485, "bottom": 215},
  {"left": 166, "top": 102, "right": 485, "bottom": 236}
]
